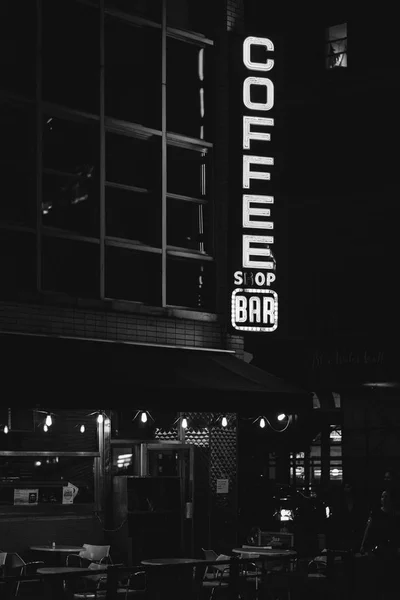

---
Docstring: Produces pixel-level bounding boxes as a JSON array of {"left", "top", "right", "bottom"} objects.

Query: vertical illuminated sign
[{"left": 231, "top": 36, "right": 278, "bottom": 333}]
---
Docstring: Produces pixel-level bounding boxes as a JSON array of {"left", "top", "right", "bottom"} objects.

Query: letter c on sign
[{"left": 243, "top": 36, "right": 274, "bottom": 72}]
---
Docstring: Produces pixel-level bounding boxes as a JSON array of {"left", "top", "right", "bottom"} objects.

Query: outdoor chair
[
  {"left": 72, "top": 569, "right": 147, "bottom": 600},
  {"left": 66, "top": 544, "right": 112, "bottom": 568},
  {"left": 4, "top": 552, "right": 44, "bottom": 597}
]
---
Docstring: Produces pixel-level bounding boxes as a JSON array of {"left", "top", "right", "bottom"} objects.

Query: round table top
[
  {"left": 232, "top": 547, "right": 297, "bottom": 558},
  {"left": 37, "top": 566, "right": 88, "bottom": 575},
  {"left": 141, "top": 557, "right": 206, "bottom": 566},
  {"left": 30, "top": 545, "right": 84, "bottom": 553}
]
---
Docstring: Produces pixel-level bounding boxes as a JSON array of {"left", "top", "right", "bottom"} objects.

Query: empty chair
[
  {"left": 4, "top": 552, "right": 44, "bottom": 597},
  {"left": 72, "top": 570, "right": 147, "bottom": 600},
  {"left": 66, "top": 544, "right": 111, "bottom": 567}
]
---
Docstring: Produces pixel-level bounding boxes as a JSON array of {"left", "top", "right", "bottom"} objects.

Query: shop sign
[
  {"left": 231, "top": 36, "right": 278, "bottom": 332},
  {"left": 216, "top": 478, "right": 229, "bottom": 494}
]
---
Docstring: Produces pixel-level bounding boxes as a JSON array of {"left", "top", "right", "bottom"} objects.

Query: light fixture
[
  {"left": 80, "top": 424, "right": 85, "bottom": 433},
  {"left": 181, "top": 417, "right": 188, "bottom": 429},
  {"left": 3, "top": 425, "right": 8, "bottom": 434},
  {"left": 34, "top": 461, "right": 41, "bottom": 467},
  {"left": 140, "top": 411, "right": 147, "bottom": 424},
  {"left": 260, "top": 417, "right": 266, "bottom": 428},
  {"left": 221, "top": 416, "right": 228, "bottom": 427},
  {"left": 45, "top": 414, "right": 52, "bottom": 427},
  {"left": 97, "top": 413, "right": 104, "bottom": 424},
  {"left": 43, "top": 424, "right": 48, "bottom": 432}
]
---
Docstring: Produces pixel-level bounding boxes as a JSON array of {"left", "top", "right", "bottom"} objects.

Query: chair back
[
  {"left": 0, "top": 553, "right": 7, "bottom": 566},
  {"left": 80, "top": 544, "right": 110, "bottom": 563},
  {"left": 202, "top": 549, "right": 218, "bottom": 562}
]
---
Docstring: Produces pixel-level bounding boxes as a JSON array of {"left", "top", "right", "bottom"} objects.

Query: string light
[
  {"left": 80, "top": 424, "right": 85, "bottom": 433},
  {"left": 3, "top": 425, "right": 8, "bottom": 434},
  {"left": 140, "top": 411, "right": 147, "bottom": 424},
  {"left": 259, "top": 417, "right": 266, "bottom": 428},
  {"left": 97, "top": 413, "right": 104, "bottom": 424},
  {"left": 221, "top": 416, "right": 228, "bottom": 427},
  {"left": 181, "top": 417, "right": 188, "bottom": 429},
  {"left": 43, "top": 424, "right": 48, "bottom": 432},
  {"left": 277, "top": 413, "right": 286, "bottom": 422},
  {"left": 45, "top": 414, "right": 52, "bottom": 427}
]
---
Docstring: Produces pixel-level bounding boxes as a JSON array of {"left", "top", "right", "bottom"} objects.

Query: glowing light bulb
[
  {"left": 221, "top": 416, "right": 228, "bottom": 427},
  {"left": 43, "top": 424, "right": 48, "bottom": 432},
  {"left": 277, "top": 413, "right": 286, "bottom": 422},
  {"left": 80, "top": 424, "right": 85, "bottom": 433},
  {"left": 181, "top": 417, "right": 188, "bottom": 429},
  {"left": 45, "top": 414, "right": 52, "bottom": 427},
  {"left": 140, "top": 412, "right": 147, "bottom": 424},
  {"left": 3, "top": 425, "right": 8, "bottom": 434},
  {"left": 260, "top": 418, "right": 266, "bottom": 428},
  {"left": 97, "top": 413, "right": 104, "bottom": 424}
]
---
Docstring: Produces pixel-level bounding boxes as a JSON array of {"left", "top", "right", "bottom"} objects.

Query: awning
[{"left": 0, "top": 333, "right": 311, "bottom": 411}]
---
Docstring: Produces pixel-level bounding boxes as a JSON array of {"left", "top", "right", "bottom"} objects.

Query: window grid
[{"left": 0, "top": 0, "right": 215, "bottom": 312}]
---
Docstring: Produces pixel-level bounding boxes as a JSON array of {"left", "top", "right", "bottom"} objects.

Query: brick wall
[
  {"left": 0, "top": 300, "right": 244, "bottom": 356},
  {"left": 226, "top": 0, "right": 245, "bottom": 32}
]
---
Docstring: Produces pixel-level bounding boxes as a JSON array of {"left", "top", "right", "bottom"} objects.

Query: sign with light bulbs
[{"left": 231, "top": 35, "right": 279, "bottom": 333}]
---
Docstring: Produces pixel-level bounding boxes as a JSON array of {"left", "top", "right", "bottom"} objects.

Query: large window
[
  {"left": 0, "top": 0, "right": 215, "bottom": 312},
  {"left": 325, "top": 23, "right": 348, "bottom": 69}
]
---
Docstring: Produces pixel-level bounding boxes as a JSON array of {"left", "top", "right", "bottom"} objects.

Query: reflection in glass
[
  {"left": 167, "top": 145, "right": 209, "bottom": 199},
  {"left": 106, "top": 133, "right": 161, "bottom": 190},
  {"left": 167, "top": 198, "right": 211, "bottom": 254},
  {"left": 42, "top": 236, "right": 100, "bottom": 298},
  {"left": 42, "top": 173, "right": 99, "bottom": 238},
  {"left": 167, "top": 256, "right": 215, "bottom": 310},
  {"left": 43, "top": 0, "right": 99, "bottom": 113},
  {"left": 105, "top": 246, "right": 161, "bottom": 304},
  {"left": 0, "top": 1, "right": 36, "bottom": 95},
  {"left": 0, "top": 100, "right": 36, "bottom": 225},
  {"left": 106, "top": 187, "right": 161, "bottom": 247},
  {"left": 167, "top": 40, "right": 212, "bottom": 139},
  {"left": 0, "top": 231, "right": 36, "bottom": 297},
  {"left": 105, "top": 18, "right": 161, "bottom": 128}
]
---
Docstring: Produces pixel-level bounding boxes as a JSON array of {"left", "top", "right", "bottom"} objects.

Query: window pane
[
  {"left": 167, "top": 145, "right": 209, "bottom": 199},
  {"left": 105, "top": 18, "right": 161, "bottom": 128},
  {"left": 105, "top": 246, "right": 161, "bottom": 304},
  {"left": 167, "top": 40, "right": 212, "bottom": 140},
  {"left": 105, "top": 0, "right": 161, "bottom": 22},
  {"left": 43, "top": 0, "right": 100, "bottom": 113},
  {"left": 167, "top": 199, "right": 212, "bottom": 254},
  {"left": 0, "top": 230, "right": 36, "bottom": 297},
  {"left": 42, "top": 172, "right": 99, "bottom": 238},
  {"left": 43, "top": 116, "right": 99, "bottom": 177},
  {"left": 0, "top": 1, "right": 36, "bottom": 96},
  {"left": 106, "top": 133, "right": 161, "bottom": 190},
  {"left": 106, "top": 187, "right": 161, "bottom": 247},
  {"left": 167, "top": 256, "right": 215, "bottom": 310},
  {"left": 0, "top": 457, "right": 94, "bottom": 505},
  {"left": 166, "top": 0, "right": 215, "bottom": 37},
  {"left": 42, "top": 236, "right": 100, "bottom": 298},
  {"left": 0, "top": 99, "right": 36, "bottom": 226}
]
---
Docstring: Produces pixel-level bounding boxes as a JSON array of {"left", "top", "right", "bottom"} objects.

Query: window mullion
[
  {"left": 36, "top": 0, "right": 43, "bottom": 292},
  {"left": 100, "top": 0, "right": 105, "bottom": 299},
  {"left": 161, "top": 0, "right": 167, "bottom": 307}
]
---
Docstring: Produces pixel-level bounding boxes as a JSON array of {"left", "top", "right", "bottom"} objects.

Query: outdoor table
[
  {"left": 37, "top": 566, "right": 91, "bottom": 598},
  {"left": 141, "top": 557, "right": 207, "bottom": 600},
  {"left": 30, "top": 545, "right": 84, "bottom": 567}
]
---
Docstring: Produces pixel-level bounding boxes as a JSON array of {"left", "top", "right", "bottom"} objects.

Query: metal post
[{"left": 161, "top": 0, "right": 167, "bottom": 306}]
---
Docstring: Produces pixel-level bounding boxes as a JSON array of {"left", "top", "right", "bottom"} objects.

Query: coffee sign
[{"left": 231, "top": 36, "right": 278, "bottom": 332}]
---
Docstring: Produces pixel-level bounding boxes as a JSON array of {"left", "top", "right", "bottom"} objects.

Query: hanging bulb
[
  {"left": 97, "top": 413, "right": 104, "bottom": 424},
  {"left": 45, "top": 414, "right": 52, "bottom": 427},
  {"left": 3, "top": 425, "right": 8, "bottom": 434},
  {"left": 80, "top": 424, "right": 85, "bottom": 434},
  {"left": 221, "top": 416, "right": 228, "bottom": 427},
  {"left": 181, "top": 417, "right": 188, "bottom": 429},
  {"left": 140, "top": 411, "right": 147, "bottom": 424},
  {"left": 259, "top": 418, "right": 266, "bottom": 429},
  {"left": 277, "top": 413, "right": 286, "bottom": 422},
  {"left": 43, "top": 424, "right": 48, "bottom": 432}
]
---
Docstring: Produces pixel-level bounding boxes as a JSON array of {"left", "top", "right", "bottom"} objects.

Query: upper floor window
[{"left": 325, "top": 23, "right": 347, "bottom": 69}]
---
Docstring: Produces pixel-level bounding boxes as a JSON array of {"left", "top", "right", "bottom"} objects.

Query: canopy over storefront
[{"left": 0, "top": 333, "right": 311, "bottom": 412}]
